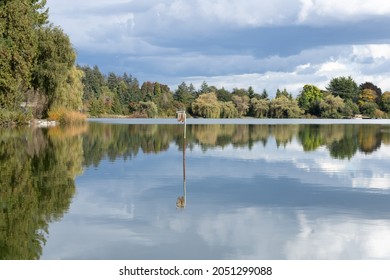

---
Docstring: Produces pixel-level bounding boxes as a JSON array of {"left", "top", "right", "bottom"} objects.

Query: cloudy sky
[{"left": 46, "top": 0, "right": 390, "bottom": 95}]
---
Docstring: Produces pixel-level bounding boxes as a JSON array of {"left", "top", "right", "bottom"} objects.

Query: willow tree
[
  {"left": 31, "top": 25, "right": 78, "bottom": 114},
  {"left": 250, "top": 98, "right": 269, "bottom": 118},
  {"left": 192, "top": 93, "right": 220, "bottom": 118},
  {"left": 269, "top": 96, "right": 302, "bottom": 118}
]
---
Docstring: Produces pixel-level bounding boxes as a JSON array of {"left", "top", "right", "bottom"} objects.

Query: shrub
[
  {"left": 0, "top": 109, "right": 32, "bottom": 127},
  {"left": 48, "top": 107, "right": 86, "bottom": 125}
]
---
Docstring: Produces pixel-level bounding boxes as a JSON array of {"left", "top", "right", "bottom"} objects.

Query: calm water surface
[{"left": 2, "top": 119, "right": 390, "bottom": 259}]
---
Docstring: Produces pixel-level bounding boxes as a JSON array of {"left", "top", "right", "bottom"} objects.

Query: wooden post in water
[{"left": 176, "top": 110, "right": 187, "bottom": 208}]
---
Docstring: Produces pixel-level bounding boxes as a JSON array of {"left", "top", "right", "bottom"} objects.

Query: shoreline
[{"left": 87, "top": 117, "right": 390, "bottom": 125}]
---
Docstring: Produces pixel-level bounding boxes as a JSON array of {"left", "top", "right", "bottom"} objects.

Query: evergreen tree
[
  {"left": 327, "top": 76, "right": 359, "bottom": 101},
  {"left": 0, "top": 0, "right": 40, "bottom": 107},
  {"left": 260, "top": 89, "right": 268, "bottom": 99}
]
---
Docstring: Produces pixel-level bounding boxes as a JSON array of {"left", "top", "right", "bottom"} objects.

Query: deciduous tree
[
  {"left": 297, "top": 84, "right": 323, "bottom": 116},
  {"left": 192, "top": 93, "right": 220, "bottom": 118},
  {"left": 250, "top": 98, "right": 269, "bottom": 118}
]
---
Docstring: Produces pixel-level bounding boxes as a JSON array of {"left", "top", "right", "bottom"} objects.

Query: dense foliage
[
  {"left": 0, "top": 0, "right": 83, "bottom": 125},
  {"left": 77, "top": 65, "right": 390, "bottom": 119},
  {"left": 0, "top": 126, "right": 83, "bottom": 259}
]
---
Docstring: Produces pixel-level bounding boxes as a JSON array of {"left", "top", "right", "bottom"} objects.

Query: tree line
[
  {"left": 2, "top": 1, "right": 390, "bottom": 125},
  {"left": 81, "top": 67, "right": 390, "bottom": 119}
]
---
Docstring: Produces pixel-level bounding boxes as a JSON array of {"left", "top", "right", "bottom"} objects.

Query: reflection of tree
[
  {"left": 327, "top": 126, "right": 358, "bottom": 160},
  {"left": 82, "top": 123, "right": 390, "bottom": 165},
  {"left": 297, "top": 125, "right": 346, "bottom": 152},
  {"left": 0, "top": 126, "right": 83, "bottom": 259},
  {"left": 357, "top": 125, "right": 382, "bottom": 154},
  {"left": 296, "top": 124, "right": 387, "bottom": 158},
  {"left": 189, "top": 124, "right": 269, "bottom": 150},
  {"left": 383, "top": 129, "right": 390, "bottom": 146},
  {"left": 328, "top": 138, "right": 358, "bottom": 160},
  {"left": 271, "top": 125, "right": 298, "bottom": 148},
  {"left": 83, "top": 123, "right": 181, "bottom": 167},
  {"left": 298, "top": 125, "right": 324, "bottom": 151}
]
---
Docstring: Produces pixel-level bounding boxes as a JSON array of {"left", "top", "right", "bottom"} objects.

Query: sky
[{"left": 46, "top": 0, "right": 390, "bottom": 95}]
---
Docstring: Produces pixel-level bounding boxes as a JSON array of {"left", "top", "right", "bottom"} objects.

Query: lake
[{"left": 2, "top": 119, "right": 390, "bottom": 260}]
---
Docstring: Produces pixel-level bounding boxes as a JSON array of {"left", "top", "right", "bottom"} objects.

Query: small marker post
[{"left": 176, "top": 110, "right": 187, "bottom": 208}]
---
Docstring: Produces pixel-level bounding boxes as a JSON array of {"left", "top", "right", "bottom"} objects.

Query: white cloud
[
  {"left": 48, "top": 0, "right": 390, "bottom": 33},
  {"left": 46, "top": 0, "right": 390, "bottom": 93},
  {"left": 178, "top": 43, "right": 390, "bottom": 95},
  {"left": 297, "top": 0, "right": 390, "bottom": 24}
]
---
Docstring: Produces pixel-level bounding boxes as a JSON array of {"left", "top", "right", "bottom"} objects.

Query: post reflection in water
[{"left": 176, "top": 110, "right": 186, "bottom": 209}]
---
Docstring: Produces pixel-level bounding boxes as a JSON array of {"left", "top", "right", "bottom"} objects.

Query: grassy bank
[{"left": 48, "top": 107, "right": 87, "bottom": 125}]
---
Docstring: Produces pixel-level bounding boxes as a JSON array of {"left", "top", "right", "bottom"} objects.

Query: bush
[
  {"left": 0, "top": 109, "right": 32, "bottom": 127},
  {"left": 48, "top": 107, "right": 86, "bottom": 125}
]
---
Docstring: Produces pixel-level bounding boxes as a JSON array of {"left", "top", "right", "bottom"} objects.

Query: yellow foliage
[{"left": 48, "top": 107, "right": 86, "bottom": 124}]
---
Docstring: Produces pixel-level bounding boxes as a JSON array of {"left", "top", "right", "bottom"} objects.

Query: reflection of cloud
[
  {"left": 197, "top": 207, "right": 390, "bottom": 259},
  {"left": 286, "top": 211, "right": 390, "bottom": 259},
  {"left": 352, "top": 175, "right": 390, "bottom": 190},
  {"left": 196, "top": 207, "right": 295, "bottom": 259},
  {"left": 191, "top": 140, "right": 390, "bottom": 190}
]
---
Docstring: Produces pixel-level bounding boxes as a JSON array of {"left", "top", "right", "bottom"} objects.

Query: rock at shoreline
[{"left": 32, "top": 119, "right": 57, "bottom": 128}]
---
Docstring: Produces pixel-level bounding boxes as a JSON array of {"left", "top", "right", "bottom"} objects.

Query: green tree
[
  {"left": 79, "top": 65, "right": 106, "bottom": 100},
  {"left": 140, "top": 81, "right": 154, "bottom": 101},
  {"left": 260, "top": 89, "right": 268, "bottom": 99},
  {"left": 342, "top": 99, "right": 360, "bottom": 118},
  {"left": 216, "top": 87, "right": 232, "bottom": 102},
  {"left": 31, "top": 25, "right": 76, "bottom": 114},
  {"left": 275, "top": 88, "right": 292, "bottom": 99},
  {"left": 248, "top": 86, "right": 255, "bottom": 99},
  {"left": 174, "top": 82, "right": 195, "bottom": 108},
  {"left": 358, "top": 89, "right": 379, "bottom": 118},
  {"left": 297, "top": 84, "right": 323, "bottom": 116},
  {"left": 232, "top": 88, "right": 248, "bottom": 97},
  {"left": 326, "top": 76, "right": 359, "bottom": 101},
  {"left": 139, "top": 101, "right": 158, "bottom": 118},
  {"left": 319, "top": 94, "right": 345, "bottom": 118},
  {"left": 381, "top": 91, "right": 390, "bottom": 113},
  {"left": 0, "top": 0, "right": 45, "bottom": 108},
  {"left": 199, "top": 81, "right": 211, "bottom": 94},
  {"left": 51, "top": 66, "right": 84, "bottom": 111}
]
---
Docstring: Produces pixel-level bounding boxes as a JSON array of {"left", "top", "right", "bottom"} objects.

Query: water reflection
[
  {"left": 0, "top": 125, "right": 86, "bottom": 259},
  {"left": 81, "top": 123, "right": 390, "bottom": 164},
  {"left": 2, "top": 121, "right": 390, "bottom": 259},
  {"left": 176, "top": 127, "right": 187, "bottom": 209}
]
